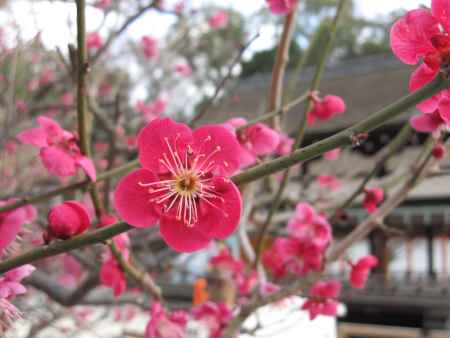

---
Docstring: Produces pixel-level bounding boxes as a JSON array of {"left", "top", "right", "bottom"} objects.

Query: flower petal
[
  {"left": 114, "top": 169, "right": 159, "bottom": 228},
  {"left": 410, "top": 113, "right": 442, "bottom": 133},
  {"left": 76, "top": 156, "right": 97, "bottom": 181},
  {"left": 16, "top": 128, "right": 48, "bottom": 148},
  {"left": 138, "top": 118, "right": 193, "bottom": 173},
  {"left": 409, "top": 63, "right": 440, "bottom": 112},
  {"left": 390, "top": 9, "right": 440, "bottom": 65},
  {"left": 196, "top": 177, "right": 242, "bottom": 240},
  {"left": 192, "top": 125, "right": 241, "bottom": 176},
  {"left": 432, "top": 0, "right": 450, "bottom": 34},
  {"left": 246, "top": 123, "right": 280, "bottom": 156},
  {"left": 159, "top": 217, "right": 210, "bottom": 252},
  {"left": 0, "top": 209, "right": 27, "bottom": 253},
  {"left": 40, "top": 147, "right": 77, "bottom": 177}
]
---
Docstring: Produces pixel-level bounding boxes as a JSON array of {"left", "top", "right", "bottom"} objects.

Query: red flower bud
[
  {"left": 432, "top": 144, "right": 446, "bottom": 160},
  {"left": 46, "top": 201, "right": 91, "bottom": 241}
]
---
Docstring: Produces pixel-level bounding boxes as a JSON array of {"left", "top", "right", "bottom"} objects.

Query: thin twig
[{"left": 190, "top": 33, "right": 260, "bottom": 126}]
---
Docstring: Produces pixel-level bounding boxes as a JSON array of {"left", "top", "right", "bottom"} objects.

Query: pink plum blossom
[
  {"left": 136, "top": 97, "right": 167, "bottom": 123},
  {"left": 390, "top": 1, "right": 450, "bottom": 129},
  {"left": 275, "top": 133, "right": 294, "bottom": 156},
  {"left": 432, "top": 142, "right": 446, "bottom": 159},
  {"left": 86, "top": 32, "right": 103, "bottom": 50},
  {"left": 175, "top": 1, "right": 185, "bottom": 14},
  {"left": 44, "top": 201, "right": 91, "bottom": 242},
  {"left": 15, "top": 100, "right": 28, "bottom": 113},
  {"left": 225, "top": 117, "right": 280, "bottom": 168},
  {"left": 210, "top": 248, "right": 244, "bottom": 274},
  {"left": 192, "top": 302, "right": 232, "bottom": 338},
  {"left": 174, "top": 63, "right": 193, "bottom": 77},
  {"left": 308, "top": 94, "right": 345, "bottom": 126},
  {"left": 17, "top": 116, "right": 97, "bottom": 181},
  {"left": 316, "top": 175, "right": 341, "bottom": 191},
  {"left": 145, "top": 302, "right": 188, "bottom": 338},
  {"left": 266, "top": 0, "right": 299, "bottom": 15},
  {"left": 114, "top": 118, "right": 242, "bottom": 252},
  {"left": 263, "top": 237, "right": 323, "bottom": 278},
  {"left": 323, "top": 148, "right": 341, "bottom": 160},
  {"left": 302, "top": 280, "right": 341, "bottom": 320},
  {"left": 0, "top": 201, "right": 36, "bottom": 255},
  {"left": 141, "top": 36, "right": 159, "bottom": 60},
  {"left": 99, "top": 256, "right": 127, "bottom": 297},
  {"left": 0, "top": 265, "right": 35, "bottom": 330},
  {"left": 349, "top": 255, "right": 378, "bottom": 289},
  {"left": 362, "top": 187, "right": 384, "bottom": 214},
  {"left": 98, "top": 214, "right": 129, "bottom": 297},
  {"left": 94, "top": 0, "right": 111, "bottom": 9},
  {"left": 0, "top": 265, "right": 35, "bottom": 298},
  {"left": 209, "top": 248, "right": 256, "bottom": 296},
  {"left": 410, "top": 109, "right": 448, "bottom": 133},
  {"left": 208, "top": 11, "right": 229, "bottom": 29},
  {"left": 38, "top": 67, "right": 55, "bottom": 86},
  {"left": 58, "top": 254, "right": 84, "bottom": 287},
  {"left": 60, "top": 92, "right": 74, "bottom": 107},
  {"left": 287, "top": 203, "right": 332, "bottom": 250}
]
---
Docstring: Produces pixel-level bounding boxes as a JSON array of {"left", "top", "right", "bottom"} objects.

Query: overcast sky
[{"left": 2, "top": 0, "right": 427, "bottom": 51}]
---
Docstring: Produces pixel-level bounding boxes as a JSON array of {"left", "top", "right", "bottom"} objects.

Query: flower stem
[
  {"left": 253, "top": 0, "right": 348, "bottom": 265},
  {"left": 0, "top": 75, "right": 447, "bottom": 275},
  {"left": 0, "top": 222, "right": 131, "bottom": 274}
]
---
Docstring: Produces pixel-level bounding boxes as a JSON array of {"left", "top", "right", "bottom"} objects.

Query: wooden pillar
[
  {"left": 442, "top": 236, "right": 448, "bottom": 278},
  {"left": 426, "top": 226, "right": 436, "bottom": 279},
  {"left": 369, "top": 229, "right": 389, "bottom": 282},
  {"left": 405, "top": 237, "right": 414, "bottom": 280}
]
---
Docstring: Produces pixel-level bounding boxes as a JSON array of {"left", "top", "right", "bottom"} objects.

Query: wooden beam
[{"left": 339, "top": 323, "right": 422, "bottom": 338}]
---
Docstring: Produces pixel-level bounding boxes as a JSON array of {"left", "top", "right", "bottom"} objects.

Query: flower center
[
  {"left": 175, "top": 172, "right": 199, "bottom": 194},
  {"left": 138, "top": 135, "right": 225, "bottom": 227}
]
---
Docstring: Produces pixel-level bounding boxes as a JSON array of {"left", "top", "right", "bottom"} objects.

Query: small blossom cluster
[
  {"left": 263, "top": 202, "right": 332, "bottom": 278},
  {"left": 144, "top": 301, "right": 232, "bottom": 338},
  {"left": 390, "top": 0, "right": 450, "bottom": 133},
  {"left": 17, "top": 116, "right": 97, "bottom": 181},
  {"left": 209, "top": 248, "right": 258, "bottom": 297},
  {"left": 0, "top": 265, "right": 35, "bottom": 332}
]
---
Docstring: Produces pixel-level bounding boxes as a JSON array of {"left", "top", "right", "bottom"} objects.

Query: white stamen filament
[{"left": 139, "top": 136, "right": 225, "bottom": 227}]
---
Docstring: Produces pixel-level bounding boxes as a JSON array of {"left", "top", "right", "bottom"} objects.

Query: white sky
[{"left": 1, "top": 0, "right": 427, "bottom": 51}]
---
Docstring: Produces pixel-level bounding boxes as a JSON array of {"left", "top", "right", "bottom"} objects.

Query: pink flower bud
[{"left": 45, "top": 201, "right": 91, "bottom": 241}]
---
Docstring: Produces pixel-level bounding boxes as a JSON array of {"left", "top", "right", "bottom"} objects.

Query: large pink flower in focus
[
  {"left": 208, "top": 11, "right": 229, "bottom": 29},
  {"left": 308, "top": 94, "right": 345, "bottom": 126},
  {"left": 114, "top": 118, "right": 242, "bottom": 252},
  {"left": 287, "top": 203, "right": 332, "bottom": 250},
  {"left": 0, "top": 201, "right": 36, "bottom": 255},
  {"left": 17, "top": 116, "right": 96, "bottom": 181},
  {"left": 266, "top": 0, "right": 298, "bottom": 15},
  {"left": 390, "top": 1, "right": 450, "bottom": 130},
  {"left": 349, "top": 255, "right": 378, "bottom": 289},
  {"left": 192, "top": 301, "right": 232, "bottom": 338},
  {"left": 45, "top": 201, "right": 91, "bottom": 241},
  {"left": 145, "top": 302, "right": 188, "bottom": 338},
  {"left": 225, "top": 117, "right": 280, "bottom": 168},
  {"left": 302, "top": 280, "right": 341, "bottom": 320},
  {"left": 263, "top": 237, "right": 323, "bottom": 278}
]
